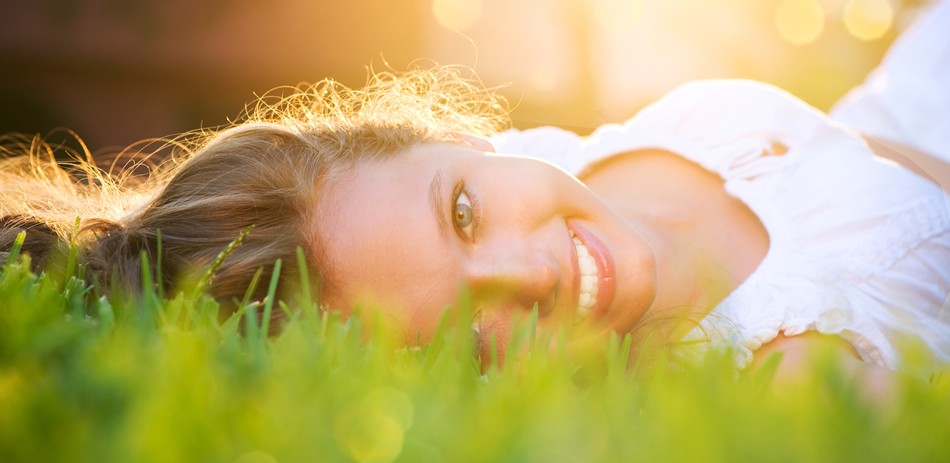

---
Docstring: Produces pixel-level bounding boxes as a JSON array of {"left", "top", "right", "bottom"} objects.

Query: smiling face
[{"left": 314, "top": 142, "right": 657, "bottom": 352}]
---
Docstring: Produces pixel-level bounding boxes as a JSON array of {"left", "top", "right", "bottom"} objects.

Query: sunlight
[
  {"left": 432, "top": 0, "right": 483, "bottom": 31},
  {"left": 592, "top": 0, "right": 644, "bottom": 33},
  {"left": 775, "top": 0, "right": 826, "bottom": 45},
  {"left": 530, "top": 68, "right": 559, "bottom": 93},
  {"left": 843, "top": 0, "right": 894, "bottom": 41},
  {"left": 420, "top": 0, "right": 910, "bottom": 128}
]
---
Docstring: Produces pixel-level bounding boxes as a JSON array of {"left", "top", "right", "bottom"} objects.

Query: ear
[{"left": 449, "top": 132, "right": 496, "bottom": 153}]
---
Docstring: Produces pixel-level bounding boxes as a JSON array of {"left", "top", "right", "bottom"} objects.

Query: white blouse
[{"left": 490, "top": 80, "right": 950, "bottom": 370}]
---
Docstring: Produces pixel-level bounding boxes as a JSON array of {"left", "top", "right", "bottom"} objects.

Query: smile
[
  {"left": 572, "top": 234, "right": 599, "bottom": 317},
  {"left": 569, "top": 225, "right": 616, "bottom": 322}
]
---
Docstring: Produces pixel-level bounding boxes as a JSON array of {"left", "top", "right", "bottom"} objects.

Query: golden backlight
[
  {"left": 776, "top": 0, "right": 826, "bottom": 45},
  {"left": 0, "top": 0, "right": 923, "bottom": 150},
  {"left": 424, "top": 0, "right": 918, "bottom": 131},
  {"left": 433, "top": 0, "right": 484, "bottom": 31},
  {"left": 844, "top": 0, "right": 895, "bottom": 40}
]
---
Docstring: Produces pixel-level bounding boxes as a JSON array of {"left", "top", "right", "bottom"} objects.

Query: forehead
[{"left": 314, "top": 143, "right": 465, "bottom": 312}]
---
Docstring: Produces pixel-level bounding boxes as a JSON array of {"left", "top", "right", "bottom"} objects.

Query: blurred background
[{"left": 0, "top": 0, "right": 938, "bottom": 155}]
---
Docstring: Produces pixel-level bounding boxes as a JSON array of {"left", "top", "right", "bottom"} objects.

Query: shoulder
[{"left": 488, "top": 79, "right": 820, "bottom": 175}]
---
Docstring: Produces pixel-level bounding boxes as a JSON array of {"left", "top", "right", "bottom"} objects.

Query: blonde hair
[{"left": 0, "top": 66, "right": 509, "bottom": 325}]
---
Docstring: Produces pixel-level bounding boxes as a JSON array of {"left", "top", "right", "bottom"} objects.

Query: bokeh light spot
[
  {"left": 843, "top": 0, "right": 893, "bottom": 41},
  {"left": 333, "top": 389, "right": 414, "bottom": 463},
  {"left": 433, "top": 0, "right": 483, "bottom": 31},
  {"left": 775, "top": 0, "right": 826, "bottom": 45}
]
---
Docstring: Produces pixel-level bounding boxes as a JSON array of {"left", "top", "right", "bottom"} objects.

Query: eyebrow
[{"left": 430, "top": 169, "right": 449, "bottom": 240}]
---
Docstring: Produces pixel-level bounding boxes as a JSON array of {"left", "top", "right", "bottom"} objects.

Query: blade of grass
[
  {"left": 278, "top": 301, "right": 293, "bottom": 320},
  {"left": 64, "top": 216, "right": 81, "bottom": 282},
  {"left": 239, "top": 266, "right": 265, "bottom": 309},
  {"left": 140, "top": 250, "right": 153, "bottom": 297},
  {"left": 138, "top": 250, "right": 161, "bottom": 329},
  {"left": 155, "top": 229, "right": 164, "bottom": 299},
  {"left": 295, "top": 246, "right": 315, "bottom": 318},
  {"left": 96, "top": 295, "right": 115, "bottom": 333},
  {"left": 244, "top": 298, "right": 260, "bottom": 345},
  {"left": 4, "top": 231, "right": 26, "bottom": 268},
  {"left": 260, "top": 259, "right": 282, "bottom": 337},
  {"left": 194, "top": 225, "right": 254, "bottom": 296}
]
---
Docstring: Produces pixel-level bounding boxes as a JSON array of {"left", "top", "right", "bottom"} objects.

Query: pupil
[{"left": 454, "top": 204, "right": 472, "bottom": 227}]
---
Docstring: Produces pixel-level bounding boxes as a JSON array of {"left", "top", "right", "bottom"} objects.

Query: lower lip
[{"left": 571, "top": 225, "right": 616, "bottom": 319}]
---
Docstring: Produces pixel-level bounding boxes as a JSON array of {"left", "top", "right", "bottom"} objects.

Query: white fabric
[
  {"left": 489, "top": 80, "right": 950, "bottom": 370},
  {"left": 831, "top": 0, "right": 950, "bottom": 163}
]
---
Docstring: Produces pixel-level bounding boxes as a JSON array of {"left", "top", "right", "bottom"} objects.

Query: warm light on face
[
  {"left": 775, "top": 0, "right": 826, "bottom": 45},
  {"left": 432, "top": 0, "right": 483, "bottom": 31},
  {"left": 843, "top": 0, "right": 893, "bottom": 41},
  {"left": 316, "top": 143, "right": 659, "bottom": 352}
]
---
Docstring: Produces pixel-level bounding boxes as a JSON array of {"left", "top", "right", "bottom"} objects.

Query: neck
[
  {"left": 621, "top": 208, "right": 736, "bottom": 324},
  {"left": 582, "top": 148, "right": 769, "bottom": 331}
]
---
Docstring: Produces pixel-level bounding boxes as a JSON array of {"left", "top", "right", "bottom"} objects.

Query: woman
[{"left": 2, "top": 2, "right": 948, "bottom": 381}]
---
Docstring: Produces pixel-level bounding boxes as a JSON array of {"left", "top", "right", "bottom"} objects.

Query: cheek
[
  {"left": 374, "top": 281, "right": 469, "bottom": 346},
  {"left": 330, "top": 290, "right": 444, "bottom": 347},
  {"left": 401, "top": 304, "right": 447, "bottom": 345},
  {"left": 611, "top": 240, "right": 658, "bottom": 331}
]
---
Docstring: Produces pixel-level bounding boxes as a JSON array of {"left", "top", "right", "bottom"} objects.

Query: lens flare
[
  {"left": 775, "top": 0, "right": 826, "bottom": 45},
  {"left": 843, "top": 0, "right": 894, "bottom": 41},
  {"left": 432, "top": 0, "right": 483, "bottom": 31}
]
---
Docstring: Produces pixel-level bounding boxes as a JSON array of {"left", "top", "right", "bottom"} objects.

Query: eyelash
[{"left": 452, "top": 181, "right": 481, "bottom": 241}]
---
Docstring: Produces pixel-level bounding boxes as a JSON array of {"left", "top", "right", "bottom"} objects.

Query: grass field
[{"left": 1, "top": 242, "right": 948, "bottom": 463}]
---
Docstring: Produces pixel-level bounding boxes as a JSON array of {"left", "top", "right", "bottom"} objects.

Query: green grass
[{"left": 1, "top": 246, "right": 948, "bottom": 463}]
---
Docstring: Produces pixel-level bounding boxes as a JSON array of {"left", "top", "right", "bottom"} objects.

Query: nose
[{"left": 464, "top": 245, "right": 561, "bottom": 314}]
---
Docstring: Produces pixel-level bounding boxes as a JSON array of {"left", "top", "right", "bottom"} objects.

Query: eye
[{"left": 453, "top": 185, "right": 477, "bottom": 241}]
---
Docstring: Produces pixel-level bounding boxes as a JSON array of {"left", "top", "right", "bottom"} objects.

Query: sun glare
[
  {"left": 530, "top": 68, "right": 559, "bottom": 93},
  {"left": 422, "top": 0, "right": 908, "bottom": 128},
  {"left": 776, "top": 0, "right": 826, "bottom": 45},
  {"left": 432, "top": 0, "right": 483, "bottom": 31},
  {"left": 593, "top": 0, "right": 644, "bottom": 34},
  {"left": 843, "top": 0, "right": 894, "bottom": 41}
]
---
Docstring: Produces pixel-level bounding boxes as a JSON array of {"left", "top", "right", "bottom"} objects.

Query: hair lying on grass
[{"left": 0, "top": 66, "right": 511, "bottom": 330}]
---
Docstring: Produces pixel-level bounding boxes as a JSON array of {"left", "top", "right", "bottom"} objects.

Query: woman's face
[{"left": 314, "top": 141, "right": 657, "bottom": 353}]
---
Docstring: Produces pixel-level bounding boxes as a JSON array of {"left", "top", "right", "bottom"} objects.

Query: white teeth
[
  {"left": 574, "top": 238, "right": 590, "bottom": 257},
  {"left": 579, "top": 256, "right": 595, "bottom": 274},
  {"left": 579, "top": 293, "right": 591, "bottom": 307},
  {"left": 580, "top": 275, "right": 596, "bottom": 293},
  {"left": 572, "top": 234, "right": 599, "bottom": 317}
]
